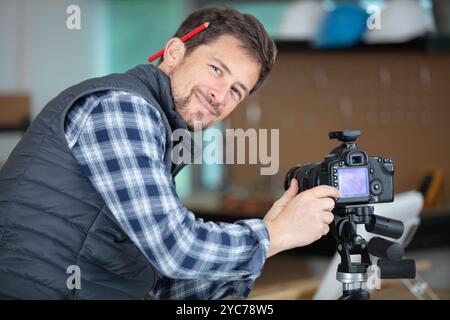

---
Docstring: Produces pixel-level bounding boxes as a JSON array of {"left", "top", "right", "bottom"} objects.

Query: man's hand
[
  {"left": 264, "top": 179, "right": 341, "bottom": 258},
  {"left": 264, "top": 179, "right": 300, "bottom": 221}
]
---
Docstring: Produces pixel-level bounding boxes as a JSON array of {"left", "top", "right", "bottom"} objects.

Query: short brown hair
[{"left": 164, "top": 7, "right": 277, "bottom": 94}]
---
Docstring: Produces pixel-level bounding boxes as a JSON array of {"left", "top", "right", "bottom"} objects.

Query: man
[{"left": 0, "top": 7, "right": 339, "bottom": 299}]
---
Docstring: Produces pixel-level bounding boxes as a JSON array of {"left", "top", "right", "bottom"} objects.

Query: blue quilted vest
[{"left": 0, "top": 64, "right": 189, "bottom": 299}]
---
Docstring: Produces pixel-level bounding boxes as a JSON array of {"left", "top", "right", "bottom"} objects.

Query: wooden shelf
[
  {"left": 0, "top": 94, "right": 30, "bottom": 133},
  {"left": 275, "top": 36, "right": 450, "bottom": 53}
]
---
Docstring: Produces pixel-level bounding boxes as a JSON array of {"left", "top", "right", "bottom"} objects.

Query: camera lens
[
  {"left": 284, "top": 165, "right": 300, "bottom": 190},
  {"left": 284, "top": 163, "right": 321, "bottom": 192}
]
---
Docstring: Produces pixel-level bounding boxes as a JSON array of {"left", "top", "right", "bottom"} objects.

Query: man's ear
[{"left": 163, "top": 37, "right": 186, "bottom": 67}]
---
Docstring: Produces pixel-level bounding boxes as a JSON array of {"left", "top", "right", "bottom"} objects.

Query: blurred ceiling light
[
  {"left": 278, "top": 0, "right": 327, "bottom": 40},
  {"left": 365, "top": 0, "right": 436, "bottom": 43}
]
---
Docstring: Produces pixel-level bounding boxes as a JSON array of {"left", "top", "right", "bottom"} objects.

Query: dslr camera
[
  {"left": 284, "top": 130, "right": 394, "bottom": 207},
  {"left": 284, "top": 131, "right": 415, "bottom": 300}
]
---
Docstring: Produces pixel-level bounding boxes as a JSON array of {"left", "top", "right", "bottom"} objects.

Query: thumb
[{"left": 278, "top": 178, "right": 298, "bottom": 205}]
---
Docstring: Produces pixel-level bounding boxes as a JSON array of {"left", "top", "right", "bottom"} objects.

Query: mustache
[{"left": 192, "top": 88, "right": 220, "bottom": 115}]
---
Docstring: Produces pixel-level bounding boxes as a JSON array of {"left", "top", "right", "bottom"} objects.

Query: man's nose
[{"left": 208, "top": 85, "right": 228, "bottom": 105}]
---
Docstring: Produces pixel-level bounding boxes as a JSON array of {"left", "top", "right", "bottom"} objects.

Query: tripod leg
[{"left": 339, "top": 289, "right": 370, "bottom": 300}]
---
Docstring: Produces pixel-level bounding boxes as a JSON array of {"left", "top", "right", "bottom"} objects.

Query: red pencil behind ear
[{"left": 147, "top": 22, "right": 210, "bottom": 63}]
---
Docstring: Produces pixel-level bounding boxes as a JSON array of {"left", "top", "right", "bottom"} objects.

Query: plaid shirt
[{"left": 64, "top": 90, "right": 269, "bottom": 299}]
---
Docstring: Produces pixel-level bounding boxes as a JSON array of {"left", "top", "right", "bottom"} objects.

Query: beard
[
  {"left": 170, "top": 67, "right": 220, "bottom": 131},
  {"left": 173, "top": 88, "right": 206, "bottom": 131}
]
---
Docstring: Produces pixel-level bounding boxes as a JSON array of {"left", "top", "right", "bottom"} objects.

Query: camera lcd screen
[{"left": 337, "top": 167, "right": 369, "bottom": 198}]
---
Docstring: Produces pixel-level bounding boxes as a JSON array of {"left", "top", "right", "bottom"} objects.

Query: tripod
[{"left": 331, "top": 205, "right": 416, "bottom": 300}]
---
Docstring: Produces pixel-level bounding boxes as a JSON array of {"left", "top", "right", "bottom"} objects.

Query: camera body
[{"left": 285, "top": 131, "right": 394, "bottom": 207}]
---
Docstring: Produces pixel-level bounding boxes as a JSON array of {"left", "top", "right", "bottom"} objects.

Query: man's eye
[
  {"left": 211, "top": 65, "right": 222, "bottom": 75},
  {"left": 231, "top": 87, "right": 242, "bottom": 99}
]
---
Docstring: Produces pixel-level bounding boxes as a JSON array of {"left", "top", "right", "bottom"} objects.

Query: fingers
[
  {"left": 321, "top": 211, "right": 334, "bottom": 224},
  {"left": 320, "top": 197, "right": 336, "bottom": 211},
  {"left": 321, "top": 224, "right": 330, "bottom": 236},
  {"left": 286, "top": 178, "right": 298, "bottom": 196},
  {"left": 310, "top": 185, "right": 341, "bottom": 199},
  {"left": 277, "top": 179, "right": 298, "bottom": 206}
]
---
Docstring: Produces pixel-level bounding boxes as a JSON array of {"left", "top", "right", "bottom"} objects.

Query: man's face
[{"left": 165, "top": 35, "right": 261, "bottom": 130}]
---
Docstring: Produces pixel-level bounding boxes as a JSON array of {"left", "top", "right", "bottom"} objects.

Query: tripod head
[{"left": 331, "top": 205, "right": 416, "bottom": 300}]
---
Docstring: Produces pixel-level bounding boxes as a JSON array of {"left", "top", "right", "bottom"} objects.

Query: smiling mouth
[{"left": 194, "top": 91, "right": 216, "bottom": 116}]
